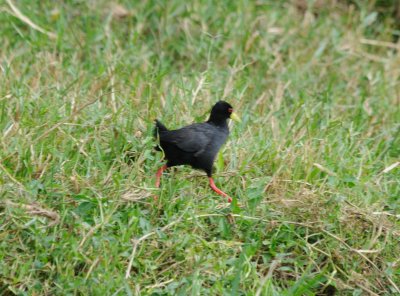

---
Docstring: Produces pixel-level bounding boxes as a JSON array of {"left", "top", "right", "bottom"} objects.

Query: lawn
[{"left": 1, "top": 0, "right": 399, "bottom": 295}]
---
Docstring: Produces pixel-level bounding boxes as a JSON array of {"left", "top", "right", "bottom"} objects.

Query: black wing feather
[{"left": 159, "top": 123, "right": 214, "bottom": 154}]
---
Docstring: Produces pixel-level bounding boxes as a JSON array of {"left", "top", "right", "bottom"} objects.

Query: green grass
[{"left": 1, "top": 0, "right": 399, "bottom": 295}]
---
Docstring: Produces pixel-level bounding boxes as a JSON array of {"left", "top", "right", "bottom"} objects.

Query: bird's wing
[{"left": 159, "top": 123, "right": 214, "bottom": 154}]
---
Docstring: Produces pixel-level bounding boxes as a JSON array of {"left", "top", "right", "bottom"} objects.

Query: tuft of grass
[{"left": 1, "top": 0, "right": 399, "bottom": 295}]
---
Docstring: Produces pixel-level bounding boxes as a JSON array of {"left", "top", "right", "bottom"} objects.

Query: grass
[{"left": 0, "top": 0, "right": 399, "bottom": 295}]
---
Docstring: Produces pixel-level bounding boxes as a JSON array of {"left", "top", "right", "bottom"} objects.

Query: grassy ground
[{"left": 1, "top": 0, "right": 399, "bottom": 295}]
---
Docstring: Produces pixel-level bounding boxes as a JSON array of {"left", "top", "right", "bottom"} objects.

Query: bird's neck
[{"left": 207, "top": 115, "right": 228, "bottom": 128}]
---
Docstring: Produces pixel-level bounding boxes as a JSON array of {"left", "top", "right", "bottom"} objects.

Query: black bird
[{"left": 154, "top": 101, "right": 240, "bottom": 202}]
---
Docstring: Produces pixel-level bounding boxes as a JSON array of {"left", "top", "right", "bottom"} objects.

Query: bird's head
[{"left": 209, "top": 101, "right": 241, "bottom": 124}]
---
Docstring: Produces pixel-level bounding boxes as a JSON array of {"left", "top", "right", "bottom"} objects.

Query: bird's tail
[
  {"left": 154, "top": 120, "right": 168, "bottom": 151},
  {"left": 153, "top": 119, "right": 168, "bottom": 138}
]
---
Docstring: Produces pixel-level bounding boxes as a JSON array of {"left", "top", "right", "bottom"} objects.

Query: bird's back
[{"left": 155, "top": 121, "right": 229, "bottom": 174}]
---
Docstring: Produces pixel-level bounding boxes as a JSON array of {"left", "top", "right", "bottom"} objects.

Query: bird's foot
[
  {"left": 209, "top": 177, "right": 233, "bottom": 203},
  {"left": 154, "top": 165, "right": 168, "bottom": 201},
  {"left": 155, "top": 164, "right": 168, "bottom": 188}
]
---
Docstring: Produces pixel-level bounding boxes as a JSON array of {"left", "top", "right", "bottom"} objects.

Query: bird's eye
[{"left": 228, "top": 108, "right": 233, "bottom": 113}]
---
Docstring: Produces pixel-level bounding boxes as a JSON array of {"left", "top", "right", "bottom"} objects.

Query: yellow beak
[{"left": 230, "top": 112, "right": 241, "bottom": 122}]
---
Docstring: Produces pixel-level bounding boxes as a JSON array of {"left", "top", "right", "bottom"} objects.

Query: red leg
[
  {"left": 209, "top": 177, "right": 232, "bottom": 202},
  {"left": 155, "top": 165, "right": 168, "bottom": 187}
]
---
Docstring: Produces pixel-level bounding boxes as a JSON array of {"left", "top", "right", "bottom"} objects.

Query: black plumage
[{"left": 154, "top": 101, "right": 240, "bottom": 202}]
